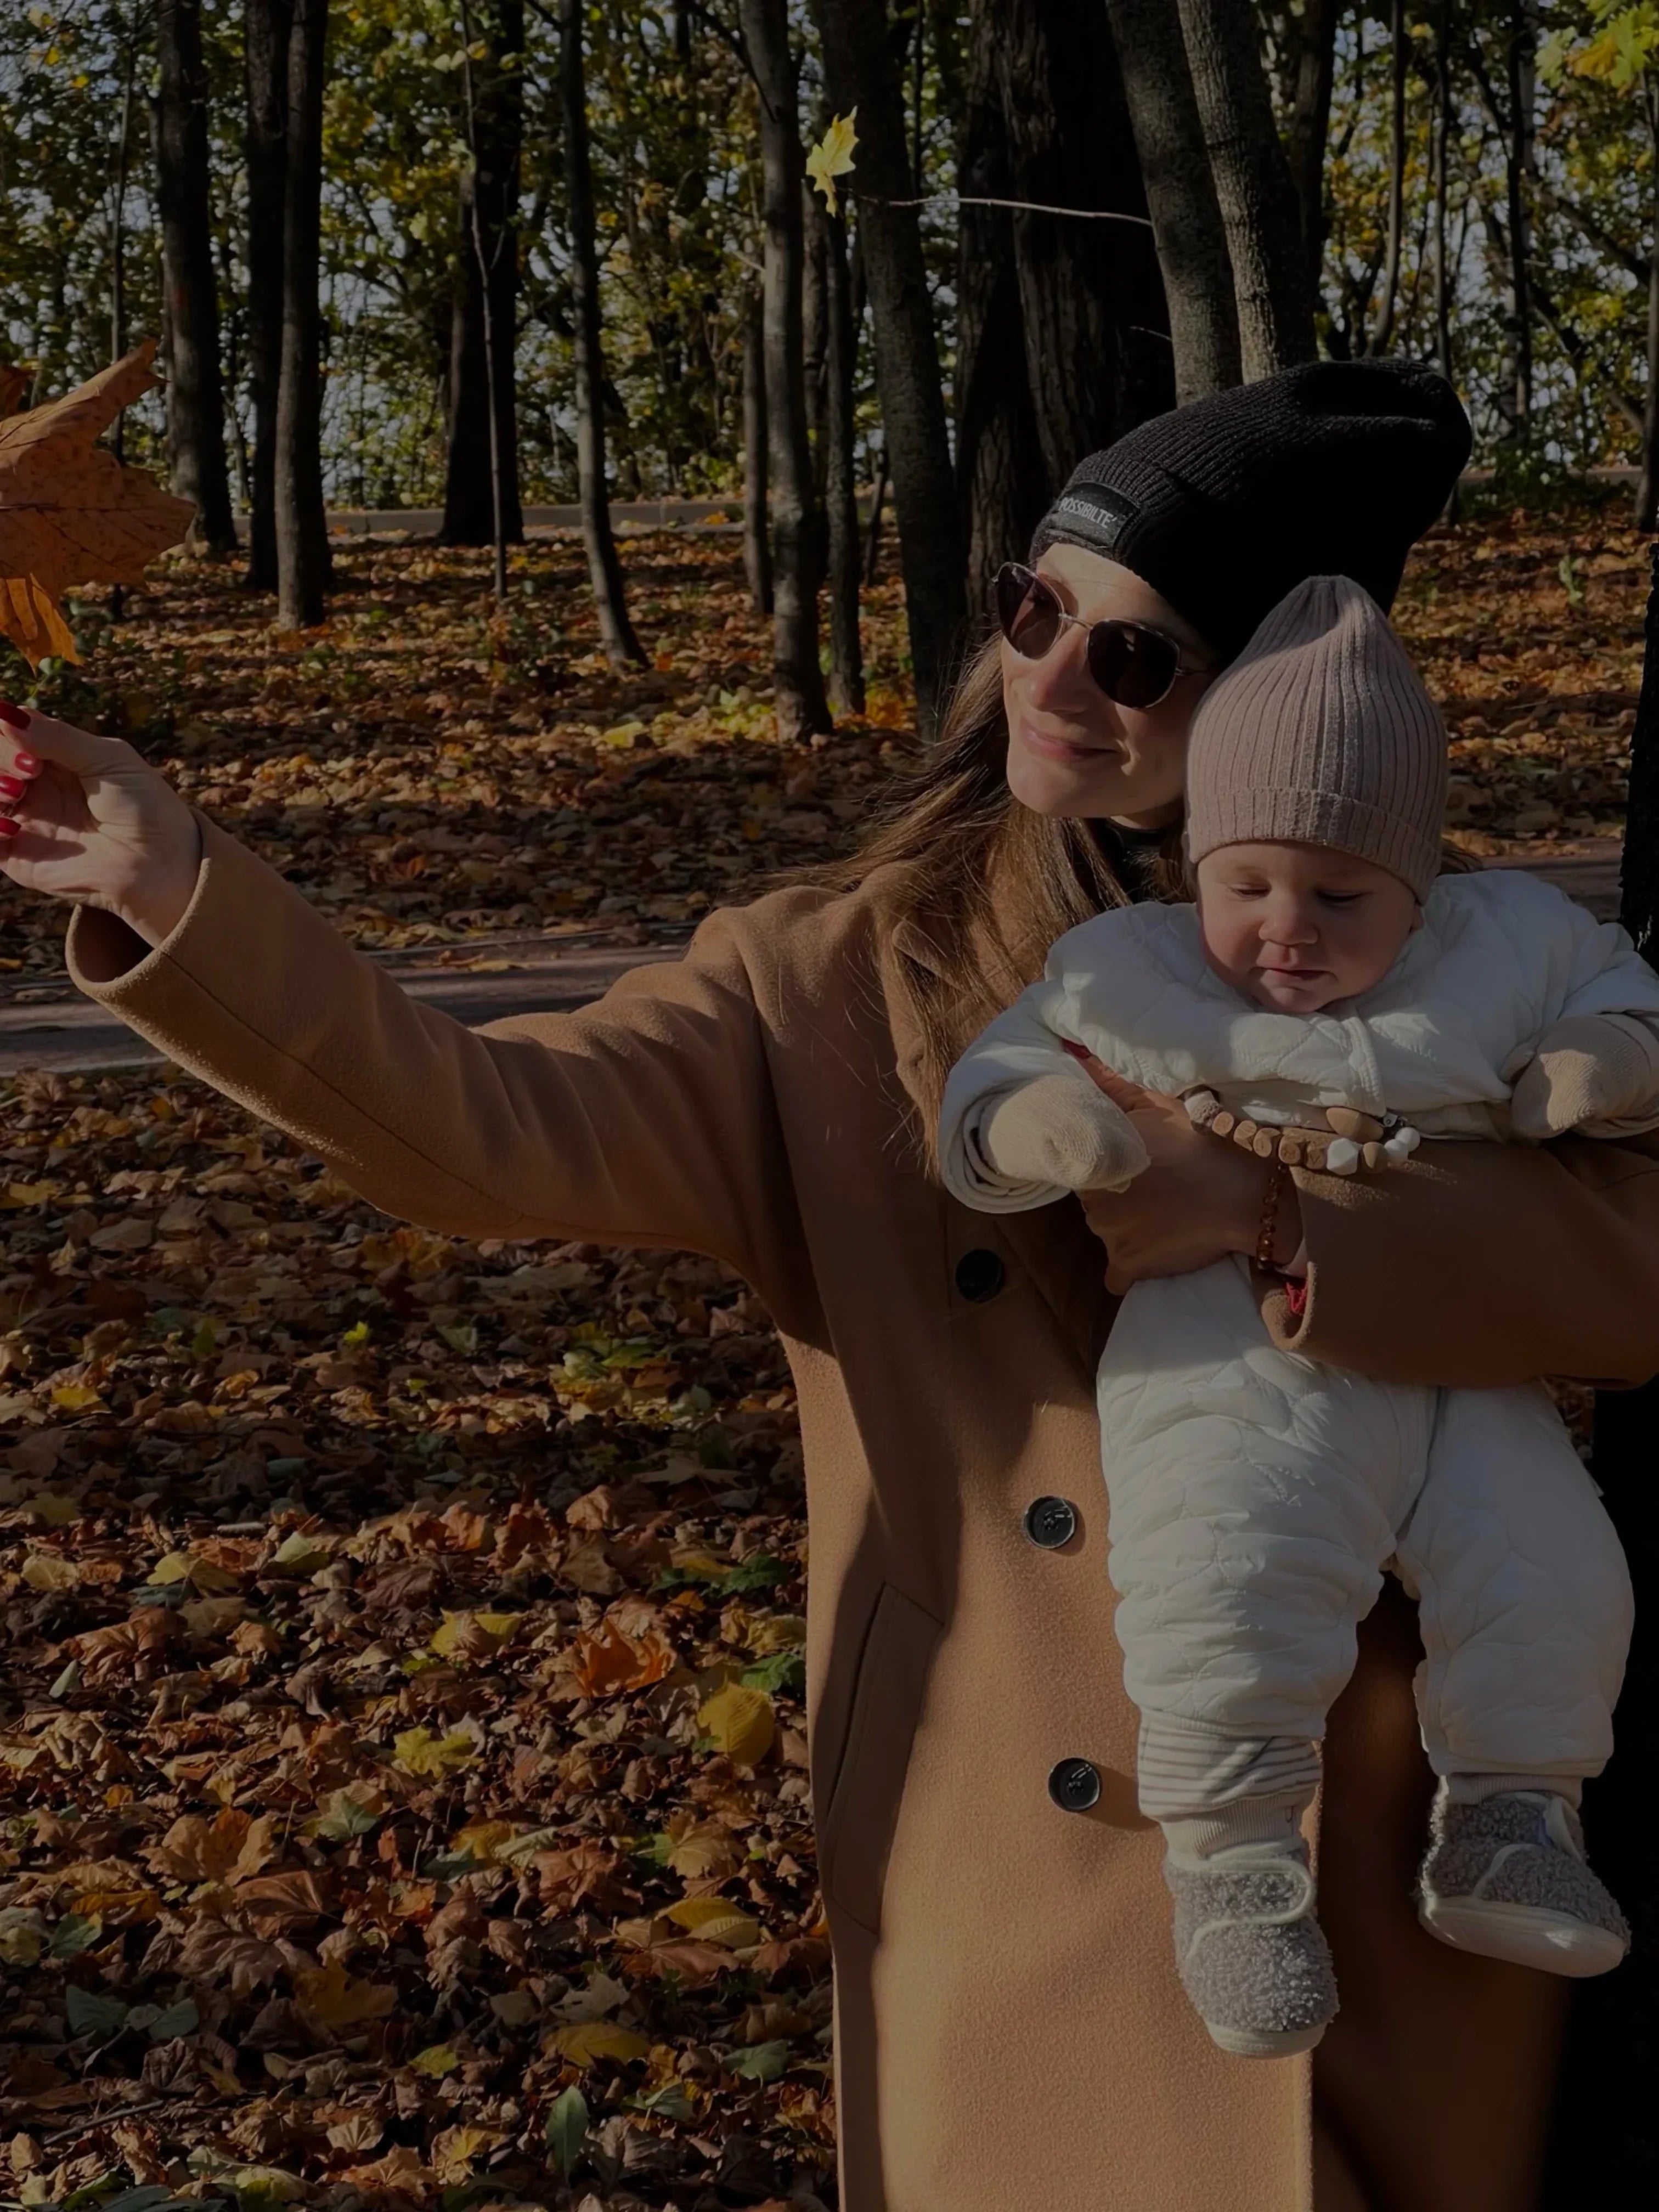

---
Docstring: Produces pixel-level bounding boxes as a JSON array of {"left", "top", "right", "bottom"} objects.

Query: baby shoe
[
  {"left": 1416, "top": 1789, "right": 1629, "bottom": 1977},
  {"left": 1165, "top": 1845, "right": 1339, "bottom": 2058}
]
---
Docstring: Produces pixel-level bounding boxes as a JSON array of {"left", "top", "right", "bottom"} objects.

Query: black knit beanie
[{"left": 1029, "top": 359, "right": 1471, "bottom": 663}]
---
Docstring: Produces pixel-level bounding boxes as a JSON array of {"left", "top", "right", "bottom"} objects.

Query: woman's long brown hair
[{"left": 815, "top": 630, "right": 1182, "bottom": 1128}]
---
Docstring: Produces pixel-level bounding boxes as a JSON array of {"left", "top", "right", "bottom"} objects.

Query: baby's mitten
[
  {"left": 1510, "top": 1013, "right": 1659, "bottom": 1140},
  {"left": 980, "top": 1068, "right": 1150, "bottom": 1192}
]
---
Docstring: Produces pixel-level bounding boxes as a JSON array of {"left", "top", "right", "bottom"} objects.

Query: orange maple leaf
[{"left": 0, "top": 340, "right": 195, "bottom": 667}]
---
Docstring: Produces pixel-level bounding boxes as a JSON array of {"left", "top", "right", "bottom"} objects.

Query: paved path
[{"left": 0, "top": 845, "right": 1626, "bottom": 1079}]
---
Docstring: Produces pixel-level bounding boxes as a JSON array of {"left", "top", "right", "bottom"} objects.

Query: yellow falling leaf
[
  {"left": 49, "top": 1381, "right": 105, "bottom": 1415},
  {"left": 698, "top": 1680, "right": 776, "bottom": 1767},
  {"left": 392, "top": 1725, "right": 479, "bottom": 1779},
  {"left": 1, "top": 1179, "right": 60, "bottom": 1208},
  {"left": 409, "top": 2042, "right": 461, "bottom": 2078},
  {"left": 149, "top": 1552, "right": 196, "bottom": 1585},
  {"left": 295, "top": 1962, "right": 398, "bottom": 2030},
  {"left": 428, "top": 1609, "right": 519, "bottom": 1660},
  {"left": 431, "top": 2125, "right": 501, "bottom": 2186},
  {"left": 806, "top": 109, "right": 859, "bottom": 217},
  {"left": 21, "top": 1554, "right": 80, "bottom": 1592},
  {"left": 663, "top": 1895, "right": 761, "bottom": 1949},
  {"left": 546, "top": 2021, "right": 651, "bottom": 2066}
]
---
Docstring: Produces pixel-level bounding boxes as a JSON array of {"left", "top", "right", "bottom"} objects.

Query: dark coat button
[
  {"left": 1024, "top": 1495, "right": 1079, "bottom": 1549},
  {"left": 955, "top": 1248, "right": 1006, "bottom": 1302},
  {"left": 1048, "top": 1758, "right": 1103, "bottom": 1813}
]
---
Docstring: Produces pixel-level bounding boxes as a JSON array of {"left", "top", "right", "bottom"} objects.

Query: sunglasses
[{"left": 994, "top": 562, "right": 1211, "bottom": 710}]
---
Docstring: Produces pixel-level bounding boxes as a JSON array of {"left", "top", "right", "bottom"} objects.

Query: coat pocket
[{"left": 817, "top": 1583, "right": 944, "bottom": 1940}]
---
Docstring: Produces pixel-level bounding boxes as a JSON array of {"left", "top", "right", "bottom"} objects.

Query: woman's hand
[
  {"left": 0, "top": 704, "right": 201, "bottom": 948},
  {"left": 1069, "top": 1052, "right": 1300, "bottom": 1294}
]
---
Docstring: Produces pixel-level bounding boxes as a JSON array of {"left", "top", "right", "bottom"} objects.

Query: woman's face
[{"left": 1001, "top": 545, "right": 1217, "bottom": 826}]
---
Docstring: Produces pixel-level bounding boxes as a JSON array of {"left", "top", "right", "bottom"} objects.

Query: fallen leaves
[
  {"left": 699, "top": 1677, "right": 777, "bottom": 1767},
  {"left": 144, "top": 1808, "right": 275, "bottom": 1886},
  {"left": 0, "top": 342, "right": 194, "bottom": 665}
]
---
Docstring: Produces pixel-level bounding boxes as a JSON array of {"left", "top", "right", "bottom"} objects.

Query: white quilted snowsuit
[{"left": 940, "top": 870, "right": 1659, "bottom": 1787}]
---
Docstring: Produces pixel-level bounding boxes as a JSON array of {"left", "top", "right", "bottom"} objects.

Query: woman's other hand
[
  {"left": 0, "top": 704, "right": 201, "bottom": 948},
  {"left": 1068, "top": 1051, "right": 1300, "bottom": 1293}
]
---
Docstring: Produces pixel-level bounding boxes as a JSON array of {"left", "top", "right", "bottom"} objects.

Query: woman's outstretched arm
[{"left": 2, "top": 712, "right": 805, "bottom": 1294}]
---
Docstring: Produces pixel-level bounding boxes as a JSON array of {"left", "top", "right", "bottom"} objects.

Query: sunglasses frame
[{"left": 994, "top": 561, "right": 1211, "bottom": 710}]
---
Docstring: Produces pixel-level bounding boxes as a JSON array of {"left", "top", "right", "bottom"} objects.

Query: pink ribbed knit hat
[{"left": 1183, "top": 574, "right": 1447, "bottom": 899}]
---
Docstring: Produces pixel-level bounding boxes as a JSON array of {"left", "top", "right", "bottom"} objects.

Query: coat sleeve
[
  {"left": 1268, "top": 1132, "right": 1659, "bottom": 1390},
  {"left": 66, "top": 818, "right": 807, "bottom": 1294},
  {"left": 936, "top": 977, "right": 1107, "bottom": 1212}
]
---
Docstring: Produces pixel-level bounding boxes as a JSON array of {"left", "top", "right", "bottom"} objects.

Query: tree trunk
[
  {"left": 1435, "top": 1, "right": 1454, "bottom": 386},
  {"left": 245, "top": 0, "right": 291, "bottom": 592},
  {"left": 814, "top": 0, "right": 965, "bottom": 737},
  {"left": 1551, "top": 537, "right": 1659, "bottom": 2198},
  {"left": 996, "top": 0, "right": 1172, "bottom": 490},
  {"left": 803, "top": 184, "right": 828, "bottom": 484},
  {"left": 154, "top": 0, "right": 236, "bottom": 555},
  {"left": 1285, "top": 0, "right": 1340, "bottom": 292},
  {"left": 275, "top": 0, "right": 332, "bottom": 629},
  {"left": 444, "top": 0, "right": 525, "bottom": 551},
  {"left": 1368, "top": 0, "right": 1408, "bottom": 354},
  {"left": 955, "top": 0, "right": 1047, "bottom": 611},
  {"left": 1504, "top": 1, "right": 1537, "bottom": 437},
  {"left": 820, "top": 197, "right": 865, "bottom": 714},
  {"left": 739, "top": 0, "right": 830, "bottom": 741},
  {"left": 558, "top": 0, "right": 645, "bottom": 666},
  {"left": 1104, "top": 0, "right": 1241, "bottom": 405},
  {"left": 1640, "top": 88, "right": 1659, "bottom": 532},
  {"left": 1176, "top": 0, "right": 1317, "bottom": 379},
  {"left": 742, "top": 292, "right": 772, "bottom": 616}
]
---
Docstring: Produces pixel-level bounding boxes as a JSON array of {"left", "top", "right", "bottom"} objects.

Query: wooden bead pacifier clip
[{"left": 1183, "top": 1088, "right": 1422, "bottom": 1176}]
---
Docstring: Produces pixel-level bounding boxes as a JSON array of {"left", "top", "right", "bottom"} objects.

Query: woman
[{"left": 4, "top": 362, "right": 1656, "bottom": 2210}]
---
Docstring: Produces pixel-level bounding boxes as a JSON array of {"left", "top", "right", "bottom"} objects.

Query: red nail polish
[
  {"left": 0, "top": 815, "right": 19, "bottom": 837},
  {"left": 0, "top": 701, "right": 30, "bottom": 729},
  {"left": 12, "top": 752, "right": 38, "bottom": 772},
  {"left": 0, "top": 777, "right": 22, "bottom": 798}
]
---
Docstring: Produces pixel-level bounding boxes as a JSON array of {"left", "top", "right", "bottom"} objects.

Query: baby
[{"left": 940, "top": 575, "right": 1659, "bottom": 2059}]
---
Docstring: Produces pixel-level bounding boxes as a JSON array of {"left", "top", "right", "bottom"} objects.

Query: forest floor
[{"left": 0, "top": 493, "right": 1648, "bottom": 2212}]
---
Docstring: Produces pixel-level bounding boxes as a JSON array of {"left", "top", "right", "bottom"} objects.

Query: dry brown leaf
[
  {"left": 570, "top": 1615, "right": 677, "bottom": 1698},
  {"left": 295, "top": 1962, "right": 398, "bottom": 2031},
  {"left": 145, "top": 1809, "right": 276, "bottom": 1886},
  {"left": 0, "top": 342, "right": 194, "bottom": 665}
]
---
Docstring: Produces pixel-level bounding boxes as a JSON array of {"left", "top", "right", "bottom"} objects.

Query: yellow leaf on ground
[
  {"left": 21, "top": 1553, "right": 79, "bottom": 1592},
  {"left": 662, "top": 1820, "right": 740, "bottom": 1880},
  {"left": 295, "top": 1962, "right": 398, "bottom": 2030},
  {"left": 24, "top": 1494, "right": 80, "bottom": 1526},
  {"left": 49, "top": 1381, "right": 104, "bottom": 1414},
  {"left": 0, "top": 342, "right": 195, "bottom": 667},
  {"left": 1, "top": 1179, "right": 60, "bottom": 1208},
  {"left": 806, "top": 109, "right": 859, "bottom": 217},
  {"left": 409, "top": 2042, "right": 461, "bottom": 2077},
  {"left": 663, "top": 1896, "right": 761, "bottom": 1948},
  {"left": 546, "top": 2021, "right": 651, "bottom": 2066},
  {"left": 428, "top": 1608, "right": 518, "bottom": 1660},
  {"left": 698, "top": 1680, "right": 775, "bottom": 1767},
  {"left": 393, "top": 1725, "right": 479, "bottom": 1778}
]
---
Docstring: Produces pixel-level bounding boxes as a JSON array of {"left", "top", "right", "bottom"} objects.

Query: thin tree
[
  {"left": 275, "top": 0, "right": 332, "bottom": 629},
  {"left": 820, "top": 194, "right": 864, "bottom": 713},
  {"left": 813, "top": 0, "right": 964, "bottom": 736},
  {"left": 1369, "top": 0, "right": 1408, "bottom": 353},
  {"left": 1176, "top": 0, "right": 1317, "bottom": 378},
  {"left": 558, "top": 0, "right": 645, "bottom": 666},
  {"left": 741, "top": 288, "right": 772, "bottom": 615},
  {"left": 956, "top": 0, "right": 1047, "bottom": 608},
  {"left": 244, "top": 0, "right": 292, "bottom": 592},
  {"left": 154, "top": 0, "right": 237, "bottom": 554},
  {"left": 1505, "top": 1, "right": 1538, "bottom": 436},
  {"left": 109, "top": 11, "right": 140, "bottom": 623},
  {"left": 1283, "top": 0, "right": 1341, "bottom": 290},
  {"left": 1104, "top": 0, "right": 1242, "bottom": 405},
  {"left": 1640, "top": 65, "right": 1659, "bottom": 530},
  {"left": 1435, "top": 1, "right": 1455, "bottom": 388},
  {"left": 738, "top": 0, "right": 830, "bottom": 740},
  {"left": 446, "top": 0, "right": 526, "bottom": 574}
]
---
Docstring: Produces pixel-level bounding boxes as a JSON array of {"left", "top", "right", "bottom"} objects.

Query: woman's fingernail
[
  {"left": 0, "top": 815, "right": 19, "bottom": 837},
  {"left": 0, "top": 777, "right": 22, "bottom": 798},
  {"left": 12, "top": 751, "right": 38, "bottom": 772},
  {"left": 0, "top": 702, "right": 30, "bottom": 729}
]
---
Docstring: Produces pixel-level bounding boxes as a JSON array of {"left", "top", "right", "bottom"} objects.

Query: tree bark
[
  {"left": 1435, "top": 1, "right": 1454, "bottom": 386},
  {"left": 820, "top": 197, "right": 865, "bottom": 714},
  {"left": 742, "top": 290, "right": 772, "bottom": 615},
  {"left": 739, "top": 2, "right": 830, "bottom": 740},
  {"left": 154, "top": 0, "right": 236, "bottom": 554},
  {"left": 995, "top": 0, "right": 1172, "bottom": 490},
  {"left": 814, "top": 0, "right": 964, "bottom": 736},
  {"left": 1368, "top": 0, "right": 1408, "bottom": 354},
  {"left": 1176, "top": 0, "right": 1317, "bottom": 379},
  {"left": 1284, "top": 0, "right": 1340, "bottom": 292},
  {"left": 1104, "top": 0, "right": 1241, "bottom": 405},
  {"left": 558, "top": 0, "right": 645, "bottom": 666},
  {"left": 244, "top": 0, "right": 291, "bottom": 592},
  {"left": 955, "top": 0, "right": 1047, "bottom": 612},
  {"left": 275, "top": 0, "right": 332, "bottom": 629},
  {"left": 1504, "top": 1, "right": 1537, "bottom": 437},
  {"left": 444, "top": 0, "right": 526, "bottom": 551}
]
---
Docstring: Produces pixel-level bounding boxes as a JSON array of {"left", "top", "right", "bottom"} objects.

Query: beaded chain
[{"left": 1183, "top": 1087, "right": 1423, "bottom": 1177}]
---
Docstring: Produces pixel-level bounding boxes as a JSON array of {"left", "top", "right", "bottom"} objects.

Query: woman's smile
[{"left": 1016, "top": 716, "right": 1123, "bottom": 765}]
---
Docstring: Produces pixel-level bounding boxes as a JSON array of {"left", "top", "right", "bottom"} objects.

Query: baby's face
[{"left": 1195, "top": 842, "right": 1421, "bottom": 1013}]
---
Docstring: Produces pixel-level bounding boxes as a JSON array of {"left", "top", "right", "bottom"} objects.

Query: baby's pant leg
[
  {"left": 1099, "top": 1260, "right": 1435, "bottom": 1853},
  {"left": 1395, "top": 1382, "right": 1633, "bottom": 1794}
]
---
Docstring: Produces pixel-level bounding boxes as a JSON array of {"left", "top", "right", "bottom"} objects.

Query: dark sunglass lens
[
  {"left": 996, "top": 566, "right": 1061, "bottom": 659},
  {"left": 1088, "top": 622, "right": 1178, "bottom": 708}
]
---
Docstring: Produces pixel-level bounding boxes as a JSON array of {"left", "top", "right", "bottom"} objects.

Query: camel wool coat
[{"left": 67, "top": 820, "right": 1659, "bottom": 2211}]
